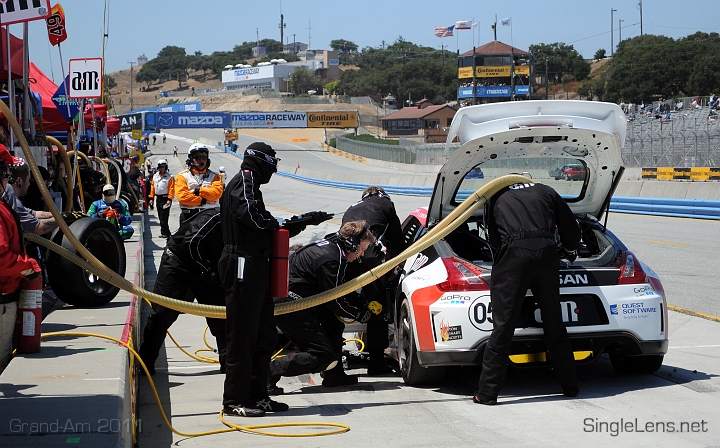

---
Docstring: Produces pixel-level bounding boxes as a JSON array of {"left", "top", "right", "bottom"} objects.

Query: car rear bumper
[{"left": 416, "top": 331, "right": 669, "bottom": 367}]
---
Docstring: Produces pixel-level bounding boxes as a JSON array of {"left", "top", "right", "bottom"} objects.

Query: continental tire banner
[
  {"left": 458, "top": 65, "right": 530, "bottom": 79},
  {"left": 307, "top": 112, "right": 358, "bottom": 128},
  {"left": 231, "top": 112, "right": 307, "bottom": 128}
]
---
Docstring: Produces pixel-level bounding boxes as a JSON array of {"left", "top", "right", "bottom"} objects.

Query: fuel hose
[{"left": 2, "top": 99, "right": 531, "bottom": 320}]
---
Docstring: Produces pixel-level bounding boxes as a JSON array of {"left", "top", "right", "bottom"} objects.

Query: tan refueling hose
[{"left": 3, "top": 98, "right": 529, "bottom": 318}]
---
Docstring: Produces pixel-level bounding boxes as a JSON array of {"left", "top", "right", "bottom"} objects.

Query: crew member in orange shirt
[{"left": 174, "top": 144, "right": 223, "bottom": 224}]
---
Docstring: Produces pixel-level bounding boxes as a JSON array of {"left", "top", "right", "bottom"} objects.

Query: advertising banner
[
  {"left": 222, "top": 65, "right": 276, "bottom": 83},
  {"left": 458, "top": 65, "right": 530, "bottom": 79},
  {"left": 231, "top": 112, "right": 307, "bottom": 128},
  {"left": 307, "top": 112, "right": 358, "bottom": 128},
  {"left": 68, "top": 58, "right": 102, "bottom": 98},
  {"left": 117, "top": 113, "right": 142, "bottom": 132},
  {"left": 458, "top": 86, "right": 530, "bottom": 98},
  {"left": 51, "top": 74, "right": 81, "bottom": 121},
  {"left": 146, "top": 112, "right": 229, "bottom": 129},
  {"left": 0, "top": 0, "right": 50, "bottom": 25}
]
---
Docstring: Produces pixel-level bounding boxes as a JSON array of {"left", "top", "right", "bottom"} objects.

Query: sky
[{"left": 10, "top": 0, "right": 720, "bottom": 83}]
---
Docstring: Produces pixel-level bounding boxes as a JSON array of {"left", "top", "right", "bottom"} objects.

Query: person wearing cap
[
  {"left": 87, "top": 184, "right": 134, "bottom": 240},
  {"left": 268, "top": 221, "right": 376, "bottom": 392},
  {"left": 0, "top": 143, "right": 41, "bottom": 374},
  {"left": 175, "top": 144, "right": 223, "bottom": 225},
  {"left": 0, "top": 134, "right": 58, "bottom": 236},
  {"left": 218, "top": 141, "right": 326, "bottom": 417},
  {"left": 149, "top": 159, "right": 174, "bottom": 238}
]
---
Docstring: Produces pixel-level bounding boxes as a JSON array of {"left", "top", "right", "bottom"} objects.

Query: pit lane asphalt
[{"left": 133, "top": 134, "right": 720, "bottom": 447}]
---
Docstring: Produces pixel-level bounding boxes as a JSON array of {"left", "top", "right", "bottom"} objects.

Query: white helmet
[
  {"left": 188, "top": 143, "right": 209, "bottom": 158},
  {"left": 219, "top": 166, "right": 226, "bottom": 173},
  {"left": 157, "top": 159, "right": 168, "bottom": 168}
]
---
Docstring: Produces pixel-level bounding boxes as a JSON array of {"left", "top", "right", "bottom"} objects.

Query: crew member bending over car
[
  {"left": 87, "top": 184, "right": 134, "bottom": 240},
  {"left": 342, "top": 186, "right": 407, "bottom": 375},
  {"left": 175, "top": 144, "right": 223, "bottom": 225},
  {"left": 269, "top": 221, "right": 376, "bottom": 390},
  {"left": 474, "top": 182, "right": 581, "bottom": 405},
  {"left": 138, "top": 208, "right": 226, "bottom": 376}
]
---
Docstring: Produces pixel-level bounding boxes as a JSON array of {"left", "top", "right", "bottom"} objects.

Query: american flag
[{"left": 435, "top": 25, "right": 454, "bottom": 38}]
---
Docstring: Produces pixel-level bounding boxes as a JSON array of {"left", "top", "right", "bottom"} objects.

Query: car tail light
[
  {"left": 438, "top": 257, "right": 490, "bottom": 291},
  {"left": 613, "top": 250, "right": 648, "bottom": 284}
]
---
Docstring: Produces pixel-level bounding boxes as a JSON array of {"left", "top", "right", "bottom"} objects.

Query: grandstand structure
[{"left": 622, "top": 105, "right": 720, "bottom": 167}]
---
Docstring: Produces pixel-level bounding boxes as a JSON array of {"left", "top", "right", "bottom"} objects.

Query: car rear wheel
[
  {"left": 398, "top": 298, "right": 445, "bottom": 385},
  {"left": 610, "top": 354, "right": 664, "bottom": 374}
]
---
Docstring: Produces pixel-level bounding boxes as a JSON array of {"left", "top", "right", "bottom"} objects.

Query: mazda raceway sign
[{"left": 130, "top": 111, "right": 359, "bottom": 130}]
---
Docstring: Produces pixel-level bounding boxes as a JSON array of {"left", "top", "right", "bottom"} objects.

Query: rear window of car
[{"left": 453, "top": 157, "right": 587, "bottom": 204}]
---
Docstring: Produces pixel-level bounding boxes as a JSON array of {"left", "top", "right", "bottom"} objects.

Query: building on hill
[
  {"left": 457, "top": 40, "right": 535, "bottom": 106},
  {"left": 379, "top": 100, "right": 456, "bottom": 143},
  {"left": 283, "top": 41, "right": 308, "bottom": 56},
  {"left": 221, "top": 50, "right": 340, "bottom": 93},
  {"left": 137, "top": 54, "right": 148, "bottom": 66}
]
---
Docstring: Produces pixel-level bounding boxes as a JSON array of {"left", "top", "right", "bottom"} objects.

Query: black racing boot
[{"left": 321, "top": 360, "right": 358, "bottom": 387}]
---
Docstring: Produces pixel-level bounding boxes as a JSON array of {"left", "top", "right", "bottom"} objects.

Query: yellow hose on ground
[
  {"left": 45, "top": 136, "right": 73, "bottom": 211},
  {"left": 40, "top": 331, "right": 349, "bottom": 438},
  {"left": 4, "top": 97, "right": 530, "bottom": 319}
]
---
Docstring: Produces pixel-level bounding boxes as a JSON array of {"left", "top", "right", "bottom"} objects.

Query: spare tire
[{"left": 47, "top": 217, "right": 127, "bottom": 307}]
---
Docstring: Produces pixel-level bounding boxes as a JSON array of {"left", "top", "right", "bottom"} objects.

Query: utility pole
[
  {"left": 127, "top": 61, "right": 135, "bottom": 111},
  {"left": 619, "top": 19, "right": 624, "bottom": 44},
  {"left": 610, "top": 9, "right": 617, "bottom": 56},
  {"left": 279, "top": 1, "right": 285, "bottom": 52},
  {"left": 256, "top": 28, "right": 259, "bottom": 57},
  {"left": 638, "top": 0, "right": 643, "bottom": 35},
  {"left": 307, "top": 20, "right": 312, "bottom": 50},
  {"left": 293, "top": 33, "right": 296, "bottom": 55},
  {"left": 441, "top": 44, "right": 445, "bottom": 65}
]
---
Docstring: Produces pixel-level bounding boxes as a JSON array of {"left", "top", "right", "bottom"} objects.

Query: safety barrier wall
[
  {"left": 335, "top": 137, "right": 453, "bottom": 165},
  {"left": 274, "top": 171, "right": 720, "bottom": 220}
]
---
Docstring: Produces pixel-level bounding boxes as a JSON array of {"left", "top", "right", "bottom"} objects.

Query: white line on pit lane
[{"left": 669, "top": 344, "right": 720, "bottom": 349}]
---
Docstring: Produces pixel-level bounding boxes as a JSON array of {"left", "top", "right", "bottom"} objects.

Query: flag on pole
[
  {"left": 472, "top": 22, "right": 478, "bottom": 28},
  {"left": 455, "top": 20, "right": 472, "bottom": 30},
  {"left": 435, "top": 25, "right": 455, "bottom": 38},
  {"left": 46, "top": 3, "right": 68, "bottom": 46},
  {"left": 501, "top": 18, "right": 511, "bottom": 26}
]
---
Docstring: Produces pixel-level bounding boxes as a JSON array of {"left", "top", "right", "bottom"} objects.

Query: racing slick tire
[
  {"left": 120, "top": 190, "right": 137, "bottom": 216},
  {"left": 398, "top": 298, "right": 445, "bottom": 385},
  {"left": 47, "top": 217, "right": 127, "bottom": 307},
  {"left": 609, "top": 353, "right": 664, "bottom": 374}
]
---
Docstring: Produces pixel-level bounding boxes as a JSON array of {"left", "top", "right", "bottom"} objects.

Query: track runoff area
[{"left": 128, "top": 131, "right": 720, "bottom": 446}]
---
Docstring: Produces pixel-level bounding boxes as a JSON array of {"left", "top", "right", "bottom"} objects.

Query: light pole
[
  {"left": 619, "top": 19, "right": 624, "bottom": 44},
  {"left": 638, "top": 0, "right": 643, "bottom": 35},
  {"left": 127, "top": 61, "right": 136, "bottom": 111},
  {"left": 611, "top": 9, "right": 617, "bottom": 56}
]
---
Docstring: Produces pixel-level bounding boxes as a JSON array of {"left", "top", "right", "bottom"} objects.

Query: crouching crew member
[
  {"left": 219, "top": 142, "right": 325, "bottom": 418},
  {"left": 269, "top": 221, "right": 376, "bottom": 391},
  {"left": 175, "top": 144, "right": 223, "bottom": 225},
  {"left": 148, "top": 159, "right": 174, "bottom": 238},
  {"left": 88, "top": 184, "right": 134, "bottom": 240},
  {"left": 343, "top": 186, "right": 407, "bottom": 375},
  {"left": 474, "top": 182, "right": 581, "bottom": 405},
  {"left": 138, "top": 208, "right": 226, "bottom": 376}
]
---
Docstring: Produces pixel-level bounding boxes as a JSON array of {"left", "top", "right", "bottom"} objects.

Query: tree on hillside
[
  {"left": 529, "top": 42, "right": 590, "bottom": 84},
  {"left": 594, "top": 49, "right": 606, "bottom": 60},
  {"left": 136, "top": 66, "right": 159, "bottom": 89},
  {"left": 330, "top": 39, "right": 358, "bottom": 53},
  {"left": 290, "top": 66, "right": 322, "bottom": 95},
  {"left": 104, "top": 75, "right": 117, "bottom": 91}
]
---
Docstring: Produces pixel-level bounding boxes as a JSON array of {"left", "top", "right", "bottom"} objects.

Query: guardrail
[{"left": 220, "top": 145, "right": 720, "bottom": 220}]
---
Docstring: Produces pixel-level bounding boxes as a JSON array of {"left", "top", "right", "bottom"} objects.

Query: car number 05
[{"left": 468, "top": 296, "right": 493, "bottom": 331}]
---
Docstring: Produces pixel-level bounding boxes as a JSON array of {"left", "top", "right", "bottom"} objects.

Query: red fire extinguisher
[
  {"left": 270, "top": 229, "right": 290, "bottom": 298},
  {"left": 16, "top": 277, "right": 43, "bottom": 353}
]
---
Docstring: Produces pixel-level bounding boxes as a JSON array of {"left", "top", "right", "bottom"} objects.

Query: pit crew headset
[
  {"left": 336, "top": 226, "right": 368, "bottom": 264},
  {"left": 186, "top": 143, "right": 211, "bottom": 170}
]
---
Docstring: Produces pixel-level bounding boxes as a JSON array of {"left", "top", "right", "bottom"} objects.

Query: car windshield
[{"left": 453, "top": 157, "right": 587, "bottom": 204}]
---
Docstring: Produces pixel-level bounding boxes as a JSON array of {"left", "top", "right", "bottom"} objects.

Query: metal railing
[{"left": 336, "top": 137, "right": 454, "bottom": 165}]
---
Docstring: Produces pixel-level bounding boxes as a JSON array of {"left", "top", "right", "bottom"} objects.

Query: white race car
[{"left": 389, "top": 101, "right": 668, "bottom": 385}]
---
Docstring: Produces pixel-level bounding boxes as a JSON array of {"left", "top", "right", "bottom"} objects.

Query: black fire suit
[
  {"left": 269, "top": 237, "right": 369, "bottom": 379},
  {"left": 219, "top": 167, "right": 281, "bottom": 408},
  {"left": 476, "top": 182, "right": 581, "bottom": 400},
  {"left": 342, "top": 192, "right": 406, "bottom": 369},
  {"left": 138, "top": 208, "right": 226, "bottom": 373}
]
